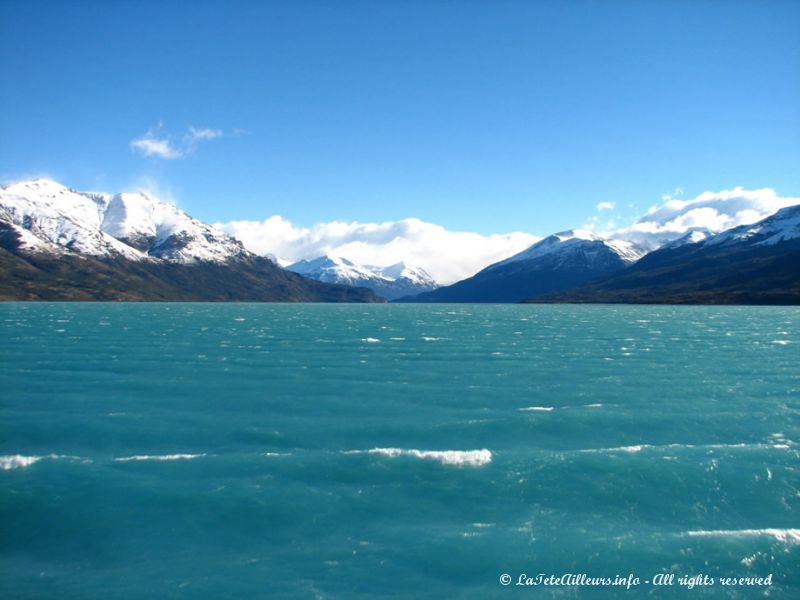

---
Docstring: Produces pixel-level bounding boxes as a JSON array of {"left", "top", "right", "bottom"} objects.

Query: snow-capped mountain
[
  {"left": 265, "top": 253, "right": 292, "bottom": 268},
  {"left": 288, "top": 256, "right": 379, "bottom": 285},
  {"left": 656, "top": 228, "right": 712, "bottom": 251},
  {"left": 0, "top": 179, "right": 246, "bottom": 263},
  {"left": 0, "top": 179, "right": 147, "bottom": 260},
  {"left": 371, "top": 262, "right": 436, "bottom": 287},
  {"left": 0, "top": 179, "right": 382, "bottom": 302},
  {"left": 526, "top": 205, "right": 800, "bottom": 304},
  {"left": 100, "top": 192, "right": 247, "bottom": 262},
  {"left": 705, "top": 204, "right": 800, "bottom": 249},
  {"left": 286, "top": 255, "right": 438, "bottom": 300},
  {"left": 489, "top": 229, "right": 647, "bottom": 270},
  {"left": 402, "top": 229, "right": 647, "bottom": 302}
]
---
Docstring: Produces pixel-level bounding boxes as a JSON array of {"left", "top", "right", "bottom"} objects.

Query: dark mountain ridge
[{"left": 525, "top": 206, "right": 800, "bottom": 305}]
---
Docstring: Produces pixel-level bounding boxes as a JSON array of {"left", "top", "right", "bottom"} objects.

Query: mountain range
[
  {"left": 398, "top": 230, "right": 648, "bottom": 302},
  {"left": 524, "top": 204, "right": 800, "bottom": 304},
  {"left": 286, "top": 256, "right": 438, "bottom": 300},
  {"left": 1, "top": 178, "right": 798, "bottom": 304},
  {"left": 0, "top": 180, "right": 380, "bottom": 302}
]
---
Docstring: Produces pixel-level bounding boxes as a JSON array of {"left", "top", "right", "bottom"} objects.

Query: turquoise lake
[{"left": 1, "top": 303, "right": 798, "bottom": 599}]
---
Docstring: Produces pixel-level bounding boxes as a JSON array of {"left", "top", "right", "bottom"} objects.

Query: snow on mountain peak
[
  {"left": 286, "top": 255, "right": 438, "bottom": 300},
  {"left": 553, "top": 229, "right": 603, "bottom": 242},
  {"left": 658, "top": 228, "right": 712, "bottom": 250},
  {"left": 0, "top": 179, "right": 246, "bottom": 263},
  {"left": 265, "top": 253, "right": 292, "bottom": 268},
  {"left": 0, "top": 179, "right": 144, "bottom": 259},
  {"left": 100, "top": 193, "right": 159, "bottom": 249},
  {"left": 287, "top": 255, "right": 386, "bottom": 284},
  {"left": 490, "top": 228, "right": 646, "bottom": 270},
  {"left": 372, "top": 262, "right": 436, "bottom": 286},
  {"left": 705, "top": 204, "right": 800, "bottom": 248},
  {"left": 98, "top": 191, "right": 246, "bottom": 262},
  {"left": 2, "top": 178, "right": 77, "bottom": 199}
]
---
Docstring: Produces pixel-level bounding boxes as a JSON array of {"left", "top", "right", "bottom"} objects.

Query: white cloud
[
  {"left": 186, "top": 127, "right": 223, "bottom": 142},
  {"left": 130, "top": 135, "right": 182, "bottom": 159},
  {"left": 217, "top": 187, "right": 800, "bottom": 283},
  {"left": 130, "top": 124, "right": 225, "bottom": 159},
  {"left": 596, "top": 201, "right": 615, "bottom": 211},
  {"left": 610, "top": 187, "right": 800, "bottom": 249},
  {"left": 661, "top": 186, "right": 684, "bottom": 201},
  {"left": 216, "top": 216, "right": 539, "bottom": 284},
  {"left": 583, "top": 214, "right": 617, "bottom": 231}
]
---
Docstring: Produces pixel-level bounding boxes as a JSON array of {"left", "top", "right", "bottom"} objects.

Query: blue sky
[{"left": 1, "top": 0, "right": 798, "bottom": 236}]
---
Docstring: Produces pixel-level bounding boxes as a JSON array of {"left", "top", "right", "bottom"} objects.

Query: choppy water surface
[{"left": 1, "top": 303, "right": 798, "bottom": 598}]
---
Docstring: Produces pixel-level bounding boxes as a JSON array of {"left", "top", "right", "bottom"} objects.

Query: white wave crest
[
  {"left": 349, "top": 448, "right": 492, "bottom": 467},
  {"left": 686, "top": 529, "right": 800, "bottom": 543},
  {"left": 578, "top": 441, "right": 792, "bottom": 455},
  {"left": 0, "top": 454, "right": 43, "bottom": 470},
  {"left": 361, "top": 338, "right": 380, "bottom": 343},
  {"left": 0, "top": 454, "right": 87, "bottom": 470},
  {"left": 519, "top": 406, "right": 554, "bottom": 412},
  {"left": 113, "top": 453, "right": 206, "bottom": 462},
  {"left": 580, "top": 445, "right": 647, "bottom": 454}
]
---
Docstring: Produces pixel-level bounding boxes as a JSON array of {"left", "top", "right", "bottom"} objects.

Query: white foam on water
[
  {"left": 579, "top": 445, "right": 648, "bottom": 454},
  {"left": 519, "top": 406, "right": 554, "bottom": 412},
  {"left": 361, "top": 338, "right": 380, "bottom": 343},
  {"left": 614, "top": 445, "right": 645, "bottom": 453},
  {"left": 771, "top": 340, "right": 791, "bottom": 345},
  {"left": 422, "top": 336, "right": 441, "bottom": 341},
  {"left": 685, "top": 529, "right": 800, "bottom": 543},
  {"left": 0, "top": 455, "right": 43, "bottom": 470},
  {"left": 584, "top": 403, "right": 604, "bottom": 408},
  {"left": 580, "top": 441, "right": 791, "bottom": 455},
  {"left": 113, "top": 453, "right": 206, "bottom": 462},
  {"left": 347, "top": 448, "right": 492, "bottom": 467},
  {"left": 0, "top": 454, "right": 88, "bottom": 470},
  {"left": 263, "top": 452, "right": 292, "bottom": 457},
  {"left": 740, "top": 554, "right": 758, "bottom": 567}
]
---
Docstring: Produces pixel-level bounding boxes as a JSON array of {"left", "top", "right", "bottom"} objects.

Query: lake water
[{"left": 1, "top": 303, "right": 798, "bottom": 598}]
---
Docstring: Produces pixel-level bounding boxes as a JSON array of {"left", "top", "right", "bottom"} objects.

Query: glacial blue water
[{"left": 1, "top": 303, "right": 798, "bottom": 599}]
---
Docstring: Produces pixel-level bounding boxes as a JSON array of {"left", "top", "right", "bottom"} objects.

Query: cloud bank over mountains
[
  {"left": 216, "top": 217, "right": 539, "bottom": 284},
  {"left": 216, "top": 187, "right": 800, "bottom": 284},
  {"left": 610, "top": 187, "right": 800, "bottom": 249}
]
